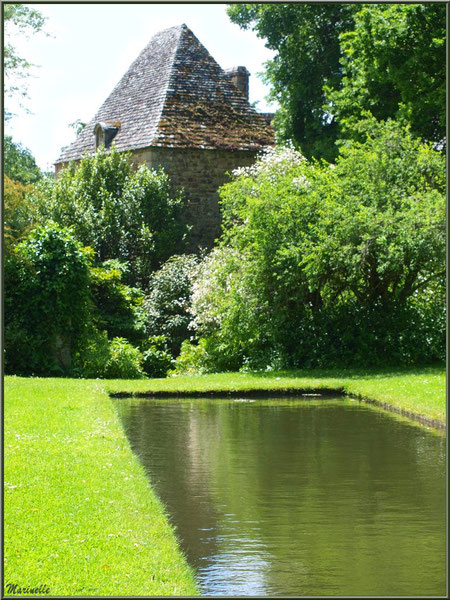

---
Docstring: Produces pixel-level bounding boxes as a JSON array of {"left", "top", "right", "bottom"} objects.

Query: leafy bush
[
  {"left": 5, "top": 222, "right": 92, "bottom": 375},
  {"left": 73, "top": 327, "right": 111, "bottom": 379},
  {"left": 189, "top": 122, "right": 445, "bottom": 370},
  {"left": 143, "top": 254, "right": 199, "bottom": 355},
  {"left": 189, "top": 247, "right": 267, "bottom": 370},
  {"left": 325, "top": 4, "right": 446, "bottom": 145},
  {"left": 32, "top": 147, "right": 187, "bottom": 286},
  {"left": 102, "top": 338, "right": 145, "bottom": 379},
  {"left": 4, "top": 175, "right": 38, "bottom": 250},
  {"left": 90, "top": 259, "right": 146, "bottom": 345},
  {"left": 141, "top": 336, "right": 174, "bottom": 378},
  {"left": 170, "top": 339, "right": 213, "bottom": 375},
  {"left": 73, "top": 331, "right": 146, "bottom": 379},
  {"left": 4, "top": 136, "right": 42, "bottom": 185}
]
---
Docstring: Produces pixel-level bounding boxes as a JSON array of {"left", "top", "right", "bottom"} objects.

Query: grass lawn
[
  {"left": 107, "top": 365, "right": 446, "bottom": 424},
  {"left": 4, "top": 366, "right": 445, "bottom": 596},
  {"left": 4, "top": 377, "right": 198, "bottom": 597}
]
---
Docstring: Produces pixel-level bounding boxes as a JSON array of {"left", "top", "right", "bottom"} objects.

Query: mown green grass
[
  {"left": 107, "top": 366, "right": 446, "bottom": 423},
  {"left": 4, "top": 377, "right": 198, "bottom": 597},
  {"left": 4, "top": 367, "right": 445, "bottom": 596}
]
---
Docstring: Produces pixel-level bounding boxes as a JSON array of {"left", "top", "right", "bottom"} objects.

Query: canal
[{"left": 115, "top": 397, "right": 446, "bottom": 596}]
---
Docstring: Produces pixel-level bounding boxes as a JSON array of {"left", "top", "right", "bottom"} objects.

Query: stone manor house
[{"left": 55, "top": 24, "right": 275, "bottom": 248}]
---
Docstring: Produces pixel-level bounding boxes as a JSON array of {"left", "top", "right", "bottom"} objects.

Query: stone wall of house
[
  {"left": 56, "top": 145, "right": 262, "bottom": 250},
  {"left": 131, "top": 146, "right": 258, "bottom": 250}
]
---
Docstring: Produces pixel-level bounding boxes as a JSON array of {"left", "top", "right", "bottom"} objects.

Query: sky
[{"left": 5, "top": 3, "right": 278, "bottom": 172}]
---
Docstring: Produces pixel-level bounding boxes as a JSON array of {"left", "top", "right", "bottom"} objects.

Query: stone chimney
[
  {"left": 225, "top": 66, "right": 250, "bottom": 100},
  {"left": 260, "top": 112, "right": 275, "bottom": 126}
]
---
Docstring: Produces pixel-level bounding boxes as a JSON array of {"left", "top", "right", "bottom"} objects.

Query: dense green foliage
[
  {"left": 5, "top": 8, "right": 445, "bottom": 380},
  {"left": 186, "top": 122, "right": 445, "bottom": 370},
  {"left": 4, "top": 148, "right": 190, "bottom": 378},
  {"left": 4, "top": 136, "right": 42, "bottom": 184},
  {"left": 143, "top": 254, "right": 199, "bottom": 356},
  {"left": 327, "top": 4, "right": 446, "bottom": 145},
  {"left": 4, "top": 225, "right": 151, "bottom": 379},
  {"left": 90, "top": 260, "right": 145, "bottom": 345},
  {"left": 141, "top": 336, "right": 174, "bottom": 378},
  {"left": 227, "top": 3, "right": 446, "bottom": 158},
  {"left": 73, "top": 329, "right": 145, "bottom": 380},
  {"left": 228, "top": 2, "right": 356, "bottom": 161},
  {"left": 33, "top": 147, "right": 187, "bottom": 286},
  {"left": 5, "top": 222, "right": 92, "bottom": 375},
  {"left": 4, "top": 175, "right": 38, "bottom": 248},
  {"left": 102, "top": 338, "right": 145, "bottom": 379},
  {"left": 172, "top": 338, "right": 217, "bottom": 376}
]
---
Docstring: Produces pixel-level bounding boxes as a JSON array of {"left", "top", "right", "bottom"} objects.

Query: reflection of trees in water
[
  {"left": 117, "top": 399, "right": 446, "bottom": 596},
  {"left": 196, "top": 402, "right": 445, "bottom": 595},
  {"left": 122, "top": 401, "right": 221, "bottom": 566}
]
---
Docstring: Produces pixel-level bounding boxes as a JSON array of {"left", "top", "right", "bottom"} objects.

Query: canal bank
[
  {"left": 4, "top": 368, "right": 445, "bottom": 596},
  {"left": 111, "top": 386, "right": 445, "bottom": 430},
  {"left": 4, "top": 377, "right": 198, "bottom": 597},
  {"left": 107, "top": 367, "right": 446, "bottom": 429}
]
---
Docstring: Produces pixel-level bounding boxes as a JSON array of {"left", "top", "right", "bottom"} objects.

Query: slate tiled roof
[{"left": 56, "top": 24, "right": 274, "bottom": 164}]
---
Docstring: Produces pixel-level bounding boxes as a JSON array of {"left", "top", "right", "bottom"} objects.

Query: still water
[{"left": 115, "top": 398, "right": 446, "bottom": 597}]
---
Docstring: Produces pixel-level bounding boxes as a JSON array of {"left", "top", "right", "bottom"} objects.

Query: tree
[
  {"left": 4, "top": 136, "right": 42, "bottom": 184},
  {"left": 4, "top": 3, "right": 48, "bottom": 119},
  {"left": 4, "top": 175, "right": 39, "bottom": 250},
  {"left": 90, "top": 259, "right": 145, "bottom": 345},
  {"left": 326, "top": 3, "right": 446, "bottom": 145},
  {"left": 69, "top": 119, "right": 87, "bottom": 136},
  {"left": 300, "top": 120, "right": 446, "bottom": 308},
  {"left": 227, "top": 3, "right": 445, "bottom": 158},
  {"left": 143, "top": 254, "right": 199, "bottom": 356},
  {"left": 5, "top": 222, "right": 92, "bottom": 375},
  {"left": 227, "top": 3, "right": 357, "bottom": 161},
  {"left": 189, "top": 123, "right": 445, "bottom": 369},
  {"left": 32, "top": 147, "right": 187, "bottom": 286}
]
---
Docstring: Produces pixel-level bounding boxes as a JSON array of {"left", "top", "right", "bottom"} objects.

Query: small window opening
[{"left": 94, "top": 121, "right": 121, "bottom": 149}]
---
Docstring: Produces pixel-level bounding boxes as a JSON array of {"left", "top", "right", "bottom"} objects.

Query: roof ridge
[
  {"left": 103, "top": 25, "right": 181, "bottom": 106},
  {"left": 150, "top": 25, "right": 184, "bottom": 145},
  {"left": 55, "top": 23, "right": 274, "bottom": 163}
]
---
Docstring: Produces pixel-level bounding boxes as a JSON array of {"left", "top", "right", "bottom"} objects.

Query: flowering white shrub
[
  {"left": 232, "top": 143, "right": 307, "bottom": 179},
  {"left": 189, "top": 246, "right": 243, "bottom": 334}
]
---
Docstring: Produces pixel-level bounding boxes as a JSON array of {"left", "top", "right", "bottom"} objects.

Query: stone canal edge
[{"left": 110, "top": 388, "right": 446, "bottom": 431}]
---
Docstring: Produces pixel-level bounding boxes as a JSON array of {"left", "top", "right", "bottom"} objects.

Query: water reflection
[{"left": 116, "top": 398, "right": 446, "bottom": 596}]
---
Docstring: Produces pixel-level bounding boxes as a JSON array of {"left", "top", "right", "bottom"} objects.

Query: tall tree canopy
[
  {"left": 4, "top": 136, "right": 42, "bottom": 184},
  {"left": 327, "top": 3, "right": 446, "bottom": 145},
  {"left": 227, "top": 3, "right": 446, "bottom": 159},
  {"left": 31, "top": 147, "right": 187, "bottom": 287},
  {"left": 187, "top": 122, "right": 445, "bottom": 369},
  {"left": 227, "top": 3, "right": 357, "bottom": 161}
]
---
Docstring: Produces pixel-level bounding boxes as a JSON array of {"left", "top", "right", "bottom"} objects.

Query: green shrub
[
  {"left": 188, "top": 122, "right": 445, "bottom": 370},
  {"left": 74, "top": 332, "right": 146, "bottom": 379},
  {"left": 141, "top": 336, "right": 174, "bottom": 378},
  {"left": 143, "top": 254, "right": 199, "bottom": 355},
  {"left": 103, "top": 338, "right": 145, "bottom": 379},
  {"left": 32, "top": 147, "right": 187, "bottom": 286},
  {"left": 170, "top": 339, "right": 212, "bottom": 375},
  {"left": 73, "top": 327, "right": 111, "bottom": 379},
  {"left": 189, "top": 247, "right": 267, "bottom": 371},
  {"left": 4, "top": 136, "right": 42, "bottom": 185},
  {"left": 4, "top": 175, "right": 38, "bottom": 250},
  {"left": 4, "top": 222, "right": 92, "bottom": 375},
  {"left": 90, "top": 259, "right": 146, "bottom": 345}
]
